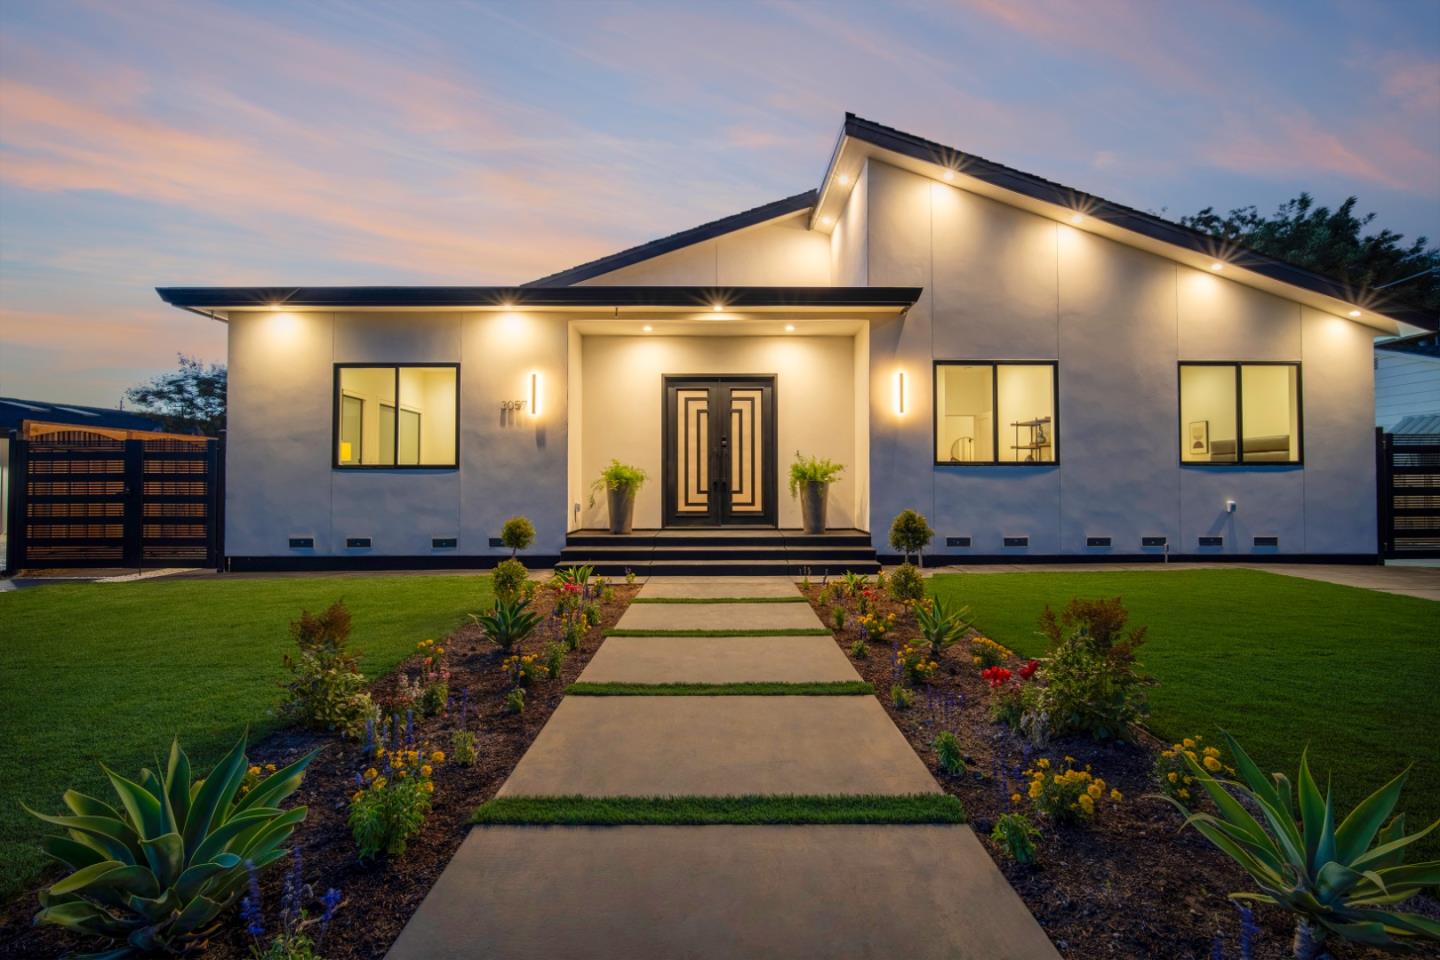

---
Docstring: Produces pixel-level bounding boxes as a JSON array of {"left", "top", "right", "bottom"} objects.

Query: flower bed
[
  {"left": 801, "top": 575, "right": 1431, "bottom": 960},
  {"left": 0, "top": 578, "right": 638, "bottom": 960}
]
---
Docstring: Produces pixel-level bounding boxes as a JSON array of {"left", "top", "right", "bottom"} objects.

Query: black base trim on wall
[
  {"left": 877, "top": 552, "right": 1381, "bottom": 567},
  {"left": 227, "top": 554, "right": 562, "bottom": 572}
]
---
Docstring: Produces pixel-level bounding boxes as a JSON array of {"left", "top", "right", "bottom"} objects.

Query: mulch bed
[
  {"left": 801, "top": 577, "right": 1436, "bottom": 960},
  {"left": 0, "top": 580, "right": 639, "bottom": 960}
]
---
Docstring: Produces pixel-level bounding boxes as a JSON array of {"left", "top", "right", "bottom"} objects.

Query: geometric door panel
[{"left": 662, "top": 376, "right": 776, "bottom": 527}]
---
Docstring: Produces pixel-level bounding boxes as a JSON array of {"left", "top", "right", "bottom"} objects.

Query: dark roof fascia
[
  {"left": 839, "top": 113, "right": 1437, "bottom": 332},
  {"left": 522, "top": 190, "right": 818, "bottom": 288},
  {"left": 0, "top": 397, "right": 169, "bottom": 434},
  {"left": 155, "top": 285, "right": 922, "bottom": 311}
]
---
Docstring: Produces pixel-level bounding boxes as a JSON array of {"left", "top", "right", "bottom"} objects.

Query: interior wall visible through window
[
  {"left": 1179, "top": 363, "right": 1299, "bottom": 464},
  {"left": 935, "top": 362, "right": 1056, "bottom": 464},
  {"left": 335, "top": 365, "right": 457, "bottom": 467}
]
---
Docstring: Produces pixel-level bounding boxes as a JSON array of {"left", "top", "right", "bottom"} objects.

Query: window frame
[
  {"left": 331, "top": 362, "right": 460, "bottom": 470},
  {"left": 1176, "top": 360, "right": 1303, "bottom": 467},
  {"left": 932, "top": 360, "right": 1060, "bottom": 467}
]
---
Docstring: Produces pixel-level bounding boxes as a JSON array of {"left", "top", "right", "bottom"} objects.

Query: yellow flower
[
  {"left": 1027, "top": 781, "right": 1043, "bottom": 799},
  {"left": 431, "top": 750, "right": 445, "bottom": 763},
  {"left": 1203, "top": 755, "right": 1222, "bottom": 772},
  {"left": 1203, "top": 746, "right": 1221, "bottom": 758},
  {"left": 1078, "top": 794, "right": 1095, "bottom": 815},
  {"left": 423, "top": 781, "right": 435, "bottom": 794},
  {"left": 365, "top": 767, "right": 379, "bottom": 780},
  {"left": 1161, "top": 750, "right": 1175, "bottom": 759},
  {"left": 1167, "top": 772, "right": 1178, "bottom": 783},
  {"left": 1182, "top": 738, "right": 1195, "bottom": 749},
  {"left": 1184, "top": 750, "right": 1198, "bottom": 763},
  {"left": 1010, "top": 793, "right": 1021, "bottom": 804},
  {"left": 421, "top": 764, "right": 433, "bottom": 777},
  {"left": 1094, "top": 778, "right": 1106, "bottom": 792},
  {"left": 1063, "top": 756, "right": 1075, "bottom": 764},
  {"left": 1110, "top": 789, "right": 1123, "bottom": 802},
  {"left": 1036, "top": 758, "right": 1050, "bottom": 769},
  {"left": 396, "top": 770, "right": 408, "bottom": 779},
  {"left": 1087, "top": 783, "right": 1103, "bottom": 799},
  {"left": 352, "top": 790, "right": 364, "bottom": 803},
  {"left": 265, "top": 763, "right": 277, "bottom": 773},
  {"left": 373, "top": 776, "right": 387, "bottom": 790},
  {"left": 1177, "top": 788, "right": 1190, "bottom": 800},
  {"left": 248, "top": 765, "right": 261, "bottom": 777}
]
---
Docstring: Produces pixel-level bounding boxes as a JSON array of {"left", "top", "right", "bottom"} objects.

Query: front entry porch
[{"left": 557, "top": 527, "right": 879, "bottom": 577}]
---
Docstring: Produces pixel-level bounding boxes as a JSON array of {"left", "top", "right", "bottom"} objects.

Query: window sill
[
  {"left": 933, "top": 460, "right": 1059, "bottom": 468},
  {"left": 333, "top": 464, "right": 460, "bottom": 471}
]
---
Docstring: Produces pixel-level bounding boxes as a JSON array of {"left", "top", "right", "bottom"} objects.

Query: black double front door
[{"left": 661, "top": 375, "right": 777, "bottom": 527}]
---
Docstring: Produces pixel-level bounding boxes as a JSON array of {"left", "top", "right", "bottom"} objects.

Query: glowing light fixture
[
  {"left": 529, "top": 372, "right": 540, "bottom": 416},
  {"left": 942, "top": 169, "right": 955, "bottom": 181},
  {"left": 642, "top": 323, "right": 654, "bottom": 332},
  {"left": 1347, "top": 309, "right": 1361, "bottom": 318},
  {"left": 820, "top": 215, "right": 835, "bottom": 227},
  {"left": 837, "top": 173, "right": 852, "bottom": 186},
  {"left": 1209, "top": 262, "right": 1224, "bottom": 272},
  {"left": 500, "top": 301, "right": 514, "bottom": 310},
  {"left": 1070, "top": 213, "right": 1084, "bottom": 225},
  {"left": 712, "top": 302, "right": 724, "bottom": 312},
  {"left": 784, "top": 323, "right": 795, "bottom": 333},
  {"left": 895, "top": 370, "right": 907, "bottom": 415},
  {"left": 267, "top": 302, "right": 281, "bottom": 311}
]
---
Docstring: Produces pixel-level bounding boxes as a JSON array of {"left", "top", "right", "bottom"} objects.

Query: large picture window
[
  {"left": 334, "top": 364, "right": 458, "bottom": 468},
  {"left": 934, "top": 361, "right": 1057, "bottom": 464},
  {"left": 1179, "top": 362, "right": 1300, "bottom": 464}
]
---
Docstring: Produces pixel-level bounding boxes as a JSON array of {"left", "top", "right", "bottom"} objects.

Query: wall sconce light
[
  {"left": 529, "top": 372, "right": 540, "bottom": 416},
  {"left": 895, "top": 370, "right": 907, "bottom": 415}
]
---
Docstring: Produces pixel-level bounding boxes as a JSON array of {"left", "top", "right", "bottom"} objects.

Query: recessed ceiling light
[
  {"left": 500, "top": 301, "right": 514, "bottom": 309},
  {"left": 784, "top": 323, "right": 795, "bottom": 333},
  {"left": 712, "top": 303, "right": 723, "bottom": 312},
  {"left": 820, "top": 215, "right": 835, "bottom": 227},
  {"left": 642, "top": 324, "right": 653, "bottom": 332},
  {"left": 1070, "top": 213, "right": 1084, "bottom": 225},
  {"left": 942, "top": 169, "right": 955, "bottom": 181},
  {"left": 1347, "top": 309, "right": 1361, "bottom": 318},
  {"left": 837, "top": 173, "right": 851, "bottom": 186},
  {"left": 1209, "top": 262, "right": 1224, "bottom": 272}
]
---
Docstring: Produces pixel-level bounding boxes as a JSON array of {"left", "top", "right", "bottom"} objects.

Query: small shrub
[
  {"left": 601, "top": 584, "right": 615, "bottom": 603},
  {"left": 788, "top": 450, "right": 844, "bottom": 496},
  {"left": 858, "top": 610, "right": 896, "bottom": 642},
  {"left": 841, "top": 570, "right": 868, "bottom": 596},
  {"left": 895, "top": 640, "right": 938, "bottom": 684},
  {"left": 916, "top": 594, "right": 972, "bottom": 656},
  {"left": 281, "top": 601, "right": 375, "bottom": 737},
  {"left": 450, "top": 729, "right": 478, "bottom": 767},
  {"left": 563, "top": 619, "right": 584, "bottom": 651},
  {"left": 414, "top": 638, "right": 450, "bottom": 718},
  {"left": 817, "top": 584, "right": 835, "bottom": 605},
  {"left": 984, "top": 659, "right": 1039, "bottom": 729},
  {"left": 848, "top": 638, "right": 869, "bottom": 659},
  {"left": 933, "top": 731, "right": 965, "bottom": 775},
  {"left": 990, "top": 813, "right": 1041, "bottom": 865},
  {"left": 492, "top": 557, "right": 529, "bottom": 603},
  {"left": 583, "top": 602, "right": 601, "bottom": 627},
  {"left": 1024, "top": 756, "right": 1120, "bottom": 824},
  {"left": 890, "top": 683, "right": 914, "bottom": 710},
  {"left": 500, "top": 515, "right": 535, "bottom": 556},
  {"left": 1025, "top": 597, "right": 1148, "bottom": 742},
  {"left": 349, "top": 747, "right": 444, "bottom": 858},
  {"left": 471, "top": 596, "right": 542, "bottom": 651},
  {"left": 502, "top": 652, "right": 545, "bottom": 688},
  {"left": 831, "top": 606, "right": 846, "bottom": 631},
  {"left": 970, "top": 635, "right": 1012, "bottom": 669},
  {"left": 887, "top": 562, "right": 925, "bottom": 602},
  {"left": 888, "top": 509, "right": 935, "bottom": 564},
  {"left": 625, "top": 568, "right": 637, "bottom": 585},
  {"left": 26, "top": 736, "right": 315, "bottom": 954},
  {"left": 504, "top": 687, "right": 526, "bottom": 714},
  {"left": 544, "top": 641, "right": 567, "bottom": 680},
  {"left": 1154, "top": 735, "right": 1232, "bottom": 806}
]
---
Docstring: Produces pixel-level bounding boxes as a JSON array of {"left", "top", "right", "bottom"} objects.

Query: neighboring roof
[
  {"left": 825, "top": 114, "right": 1436, "bottom": 332},
  {"left": 0, "top": 396, "right": 168, "bottom": 434},
  {"left": 156, "top": 285, "right": 920, "bottom": 311},
  {"left": 1391, "top": 414, "right": 1440, "bottom": 435},
  {"left": 1375, "top": 331, "right": 1440, "bottom": 358},
  {"left": 523, "top": 191, "right": 818, "bottom": 287}
]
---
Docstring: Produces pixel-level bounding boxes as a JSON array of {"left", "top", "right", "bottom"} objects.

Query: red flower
[
  {"left": 981, "top": 666, "right": 1012, "bottom": 689},
  {"left": 1019, "top": 659, "right": 1040, "bottom": 680}
]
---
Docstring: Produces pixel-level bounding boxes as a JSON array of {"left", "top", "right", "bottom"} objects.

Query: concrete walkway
[{"left": 389, "top": 577, "right": 1059, "bottom": 960}]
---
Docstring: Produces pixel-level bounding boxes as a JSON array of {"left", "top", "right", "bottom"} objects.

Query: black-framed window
[
  {"left": 934, "top": 361, "right": 1058, "bottom": 465},
  {"left": 333, "top": 364, "right": 458, "bottom": 469},
  {"left": 1179, "top": 362, "right": 1301, "bottom": 465}
]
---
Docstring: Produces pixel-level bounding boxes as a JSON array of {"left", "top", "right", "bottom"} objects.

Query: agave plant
[
  {"left": 470, "top": 596, "right": 541, "bottom": 651},
  {"left": 24, "top": 735, "right": 317, "bottom": 958},
  {"left": 915, "top": 594, "right": 973, "bottom": 656},
  {"left": 1172, "top": 732, "right": 1440, "bottom": 959}
]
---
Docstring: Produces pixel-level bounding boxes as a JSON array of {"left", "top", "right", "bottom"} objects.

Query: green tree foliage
[
  {"left": 1181, "top": 194, "right": 1439, "bottom": 317},
  {"left": 124, "top": 354, "right": 227, "bottom": 436}
]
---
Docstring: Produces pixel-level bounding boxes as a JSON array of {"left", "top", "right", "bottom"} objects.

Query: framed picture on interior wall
[{"left": 1188, "top": 420, "right": 1209, "bottom": 456}]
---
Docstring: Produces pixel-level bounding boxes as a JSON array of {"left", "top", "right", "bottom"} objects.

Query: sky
[{"left": 1, "top": 0, "right": 1438, "bottom": 407}]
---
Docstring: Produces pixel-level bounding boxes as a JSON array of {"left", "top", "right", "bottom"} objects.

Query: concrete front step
[
  {"left": 566, "top": 528, "right": 873, "bottom": 547},
  {"left": 496, "top": 696, "right": 940, "bottom": 797},
  {"left": 387, "top": 824, "right": 1062, "bottom": 960},
  {"left": 578, "top": 635, "right": 862, "bottom": 684},
  {"left": 612, "top": 600, "right": 826, "bottom": 633},
  {"left": 558, "top": 559, "right": 881, "bottom": 576}
]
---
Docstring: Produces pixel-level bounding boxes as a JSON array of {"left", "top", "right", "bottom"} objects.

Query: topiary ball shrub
[
  {"left": 888, "top": 562, "right": 924, "bottom": 602},
  {"left": 492, "top": 557, "right": 529, "bottom": 604},
  {"left": 500, "top": 516, "right": 535, "bottom": 556},
  {"left": 889, "top": 509, "right": 935, "bottom": 565}
]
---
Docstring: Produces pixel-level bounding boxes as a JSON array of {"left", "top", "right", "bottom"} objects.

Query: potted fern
[
  {"left": 590, "top": 459, "right": 647, "bottom": 534},
  {"left": 789, "top": 451, "right": 844, "bottom": 534}
]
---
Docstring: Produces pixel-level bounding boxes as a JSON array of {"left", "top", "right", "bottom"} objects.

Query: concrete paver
[
  {"left": 387, "top": 824, "right": 1061, "bottom": 960},
  {"left": 497, "top": 695, "right": 939, "bottom": 797},
  {"left": 614, "top": 600, "right": 825, "bottom": 632},
  {"left": 578, "top": 634, "right": 862, "bottom": 683},
  {"left": 637, "top": 576, "right": 805, "bottom": 599}
]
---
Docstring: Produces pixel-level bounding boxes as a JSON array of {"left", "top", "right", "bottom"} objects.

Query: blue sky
[{"left": 2, "top": 0, "right": 1437, "bottom": 405}]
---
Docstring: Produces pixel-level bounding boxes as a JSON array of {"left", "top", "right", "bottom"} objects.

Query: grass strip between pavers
[
  {"left": 631, "top": 596, "right": 807, "bottom": 604},
  {"left": 472, "top": 793, "right": 966, "bottom": 826},
  {"left": 565, "top": 681, "right": 874, "bottom": 696},
  {"left": 604, "top": 627, "right": 831, "bottom": 637}
]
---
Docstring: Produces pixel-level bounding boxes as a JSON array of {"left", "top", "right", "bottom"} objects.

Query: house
[
  {"left": 155, "top": 114, "right": 1437, "bottom": 572},
  {"left": 1375, "top": 332, "right": 1440, "bottom": 433}
]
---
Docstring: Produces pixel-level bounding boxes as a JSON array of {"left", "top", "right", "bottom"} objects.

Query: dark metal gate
[
  {"left": 1377, "top": 429, "right": 1440, "bottom": 559},
  {"left": 7, "top": 424, "right": 220, "bottom": 570}
]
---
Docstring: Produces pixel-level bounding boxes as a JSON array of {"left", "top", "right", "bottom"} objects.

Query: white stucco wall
[
  {"left": 577, "top": 212, "right": 832, "bottom": 286},
  {"left": 576, "top": 334, "right": 858, "bottom": 530},
  {"left": 226, "top": 310, "right": 569, "bottom": 559},
  {"left": 861, "top": 157, "right": 1376, "bottom": 557}
]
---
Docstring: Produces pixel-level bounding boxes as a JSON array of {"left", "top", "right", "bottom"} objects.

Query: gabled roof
[
  {"left": 0, "top": 396, "right": 169, "bottom": 434},
  {"left": 525, "top": 191, "right": 818, "bottom": 288}
]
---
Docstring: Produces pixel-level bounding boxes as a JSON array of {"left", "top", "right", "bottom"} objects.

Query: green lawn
[
  {"left": 929, "top": 569, "right": 1440, "bottom": 852},
  {"left": 0, "top": 574, "right": 491, "bottom": 901}
]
